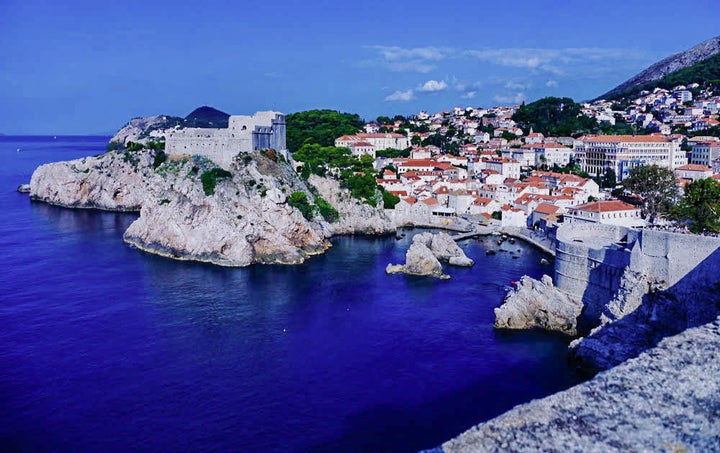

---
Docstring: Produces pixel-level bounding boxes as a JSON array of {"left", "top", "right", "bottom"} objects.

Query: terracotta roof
[
  {"left": 422, "top": 198, "right": 439, "bottom": 206},
  {"left": 571, "top": 200, "right": 638, "bottom": 213},
  {"left": 534, "top": 202, "right": 560, "bottom": 215},
  {"left": 675, "top": 164, "right": 712, "bottom": 171}
]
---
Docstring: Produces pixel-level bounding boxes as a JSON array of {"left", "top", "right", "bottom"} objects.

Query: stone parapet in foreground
[{"left": 442, "top": 317, "right": 720, "bottom": 452}]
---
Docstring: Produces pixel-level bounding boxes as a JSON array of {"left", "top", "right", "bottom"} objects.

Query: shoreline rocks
[
  {"left": 494, "top": 275, "right": 583, "bottom": 336},
  {"left": 386, "top": 232, "right": 473, "bottom": 279}
]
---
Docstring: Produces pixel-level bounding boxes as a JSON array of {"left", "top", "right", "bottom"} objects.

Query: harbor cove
[
  {"left": 4, "top": 3, "right": 720, "bottom": 449},
  {"left": 1, "top": 137, "right": 579, "bottom": 452}
]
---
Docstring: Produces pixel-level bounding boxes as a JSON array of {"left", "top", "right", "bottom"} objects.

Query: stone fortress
[
  {"left": 554, "top": 223, "right": 720, "bottom": 326},
  {"left": 165, "top": 111, "right": 287, "bottom": 169}
]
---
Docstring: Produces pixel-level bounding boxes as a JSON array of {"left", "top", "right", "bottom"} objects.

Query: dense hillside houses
[{"left": 321, "top": 88, "right": 718, "bottom": 229}]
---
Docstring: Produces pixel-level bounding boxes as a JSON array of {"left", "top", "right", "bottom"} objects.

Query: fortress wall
[
  {"left": 555, "top": 224, "right": 631, "bottom": 305},
  {"left": 554, "top": 223, "right": 720, "bottom": 326},
  {"left": 635, "top": 229, "right": 720, "bottom": 289},
  {"left": 166, "top": 112, "right": 286, "bottom": 170}
]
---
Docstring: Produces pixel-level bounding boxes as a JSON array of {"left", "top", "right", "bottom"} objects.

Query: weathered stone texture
[
  {"left": 444, "top": 317, "right": 720, "bottom": 453},
  {"left": 494, "top": 274, "right": 583, "bottom": 335}
]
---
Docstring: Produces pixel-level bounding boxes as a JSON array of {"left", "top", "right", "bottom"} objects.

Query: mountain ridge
[{"left": 599, "top": 36, "right": 720, "bottom": 100}]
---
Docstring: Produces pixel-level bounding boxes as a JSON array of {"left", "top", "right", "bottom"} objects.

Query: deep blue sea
[{"left": 0, "top": 136, "right": 581, "bottom": 452}]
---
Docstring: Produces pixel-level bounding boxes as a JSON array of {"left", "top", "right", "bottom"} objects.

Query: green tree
[
  {"left": 286, "top": 110, "right": 364, "bottom": 152},
  {"left": 676, "top": 178, "right": 720, "bottom": 233},
  {"left": 601, "top": 168, "right": 617, "bottom": 189},
  {"left": 622, "top": 165, "right": 678, "bottom": 224}
]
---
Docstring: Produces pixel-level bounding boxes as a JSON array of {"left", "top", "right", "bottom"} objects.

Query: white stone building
[
  {"left": 565, "top": 200, "right": 644, "bottom": 228},
  {"left": 335, "top": 133, "right": 409, "bottom": 150},
  {"left": 165, "top": 111, "right": 287, "bottom": 170},
  {"left": 574, "top": 135, "right": 686, "bottom": 181},
  {"left": 691, "top": 141, "right": 720, "bottom": 167}
]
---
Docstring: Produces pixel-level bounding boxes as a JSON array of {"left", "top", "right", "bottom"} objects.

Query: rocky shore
[{"left": 494, "top": 275, "right": 582, "bottom": 336}]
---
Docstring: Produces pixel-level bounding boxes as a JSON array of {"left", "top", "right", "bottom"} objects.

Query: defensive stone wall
[
  {"left": 554, "top": 223, "right": 720, "bottom": 326},
  {"left": 166, "top": 111, "right": 286, "bottom": 169}
]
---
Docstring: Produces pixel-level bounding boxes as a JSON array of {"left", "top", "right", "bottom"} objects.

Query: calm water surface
[{"left": 0, "top": 136, "right": 581, "bottom": 452}]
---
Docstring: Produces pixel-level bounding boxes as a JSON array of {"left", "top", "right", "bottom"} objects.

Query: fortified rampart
[
  {"left": 555, "top": 223, "right": 720, "bottom": 325},
  {"left": 165, "top": 111, "right": 286, "bottom": 169}
]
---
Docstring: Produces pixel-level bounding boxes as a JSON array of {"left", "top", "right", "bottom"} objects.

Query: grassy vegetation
[
  {"left": 292, "top": 143, "right": 381, "bottom": 206},
  {"left": 606, "top": 54, "right": 720, "bottom": 100},
  {"left": 315, "top": 196, "right": 339, "bottom": 222}
]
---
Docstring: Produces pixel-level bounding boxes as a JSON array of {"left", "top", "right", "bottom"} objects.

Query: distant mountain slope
[
  {"left": 599, "top": 36, "right": 720, "bottom": 100},
  {"left": 184, "top": 106, "right": 230, "bottom": 128}
]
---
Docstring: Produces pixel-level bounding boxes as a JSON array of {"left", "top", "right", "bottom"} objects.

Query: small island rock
[{"left": 494, "top": 274, "right": 583, "bottom": 335}]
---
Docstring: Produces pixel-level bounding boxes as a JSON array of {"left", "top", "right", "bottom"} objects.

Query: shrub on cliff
[
  {"left": 200, "top": 168, "right": 233, "bottom": 196},
  {"left": 315, "top": 196, "right": 339, "bottom": 223},
  {"left": 287, "top": 191, "right": 314, "bottom": 220},
  {"left": 675, "top": 178, "right": 720, "bottom": 233},
  {"left": 382, "top": 189, "right": 400, "bottom": 209}
]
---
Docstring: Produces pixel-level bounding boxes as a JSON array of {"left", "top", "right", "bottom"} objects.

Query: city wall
[{"left": 554, "top": 223, "right": 720, "bottom": 324}]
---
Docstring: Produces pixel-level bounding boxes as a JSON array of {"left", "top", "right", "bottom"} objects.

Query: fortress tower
[{"left": 165, "top": 111, "right": 287, "bottom": 169}]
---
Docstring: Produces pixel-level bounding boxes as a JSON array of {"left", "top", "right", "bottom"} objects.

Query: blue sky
[{"left": 1, "top": 0, "right": 719, "bottom": 134}]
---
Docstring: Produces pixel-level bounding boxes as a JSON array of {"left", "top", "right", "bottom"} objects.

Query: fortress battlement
[{"left": 166, "top": 111, "right": 286, "bottom": 169}]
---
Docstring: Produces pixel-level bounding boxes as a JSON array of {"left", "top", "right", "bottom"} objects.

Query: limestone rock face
[
  {"left": 307, "top": 174, "right": 395, "bottom": 236},
  {"left": 110, "top": 115, "right": 176, "bottom": 146},
  {"left": 403, "top": 241, "right": 445, "bottom": 276},
  {"left": 30, "top": 150, "right": 157, "bottom": 211},
  {"left": 443, "top": 317, "right": 720, "bottom": 453},
  {"left": 124, "top": 154, "right": 330, "bottom": 266},
  {"left": 494, "top": 274, "right": 583, "bottom": 336},
  {"left": 430, "top": 233, "right": 474, "bottom": 267},
  {"left": 386, "top": 233, "right": 447, "bottom": 278}
]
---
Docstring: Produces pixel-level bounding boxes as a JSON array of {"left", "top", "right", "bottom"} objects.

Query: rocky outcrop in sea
[
  {"left": 443, "top": 316, "right": 720, "bottom": 452},
  {"left": 386, "top": 232, "right": 473, "bottom": 278},
  {"left": 30, "top": 149, "right": 158, "bottom": 211},
  {"left": 494, "top": 274, "right": 583, "bottom": 336}
]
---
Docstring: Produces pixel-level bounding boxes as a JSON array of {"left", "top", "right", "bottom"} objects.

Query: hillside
[
  {"left": 600, "top": 36, "right": 720, "bottom": 100},
  {"left": 183, "top": 106, "right": 230, "bottom": 128},
  {"left": 512, "top": 97, "right": 598, "bottom": 136}
]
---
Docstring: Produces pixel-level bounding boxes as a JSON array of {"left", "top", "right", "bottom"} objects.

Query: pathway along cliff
[{"left": 29, "top": 146, "right": 394, "bottom": 266}]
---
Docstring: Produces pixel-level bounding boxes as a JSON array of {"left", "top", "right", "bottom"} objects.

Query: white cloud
[
  {"left": 417, "top": 80, "right": 448, "bottom": 92},
  {"left": 461, "top": 91, "right": 476, "bottom": 99},
  {"left": 493, "top": 92, "right": 526, "bottom": 104},
  {"left": 365, "top": 45, "right": 452, "bottom": 73},
  {"left": 546, "top": 80, "right": 558, "bottom": 87},
  {"left": 504, "top": 81, "right": 529, "bottom": 90},
  {"left": 385, "top": 89, "right": 415, "bottom": 102},
  {"left": 465, "top": 47, "right": 649, "bottom": 75}
]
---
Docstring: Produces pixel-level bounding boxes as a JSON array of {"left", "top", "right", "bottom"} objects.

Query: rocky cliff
[
  {"left": 29, "top": 147, "right": 393, "bottom": 267},
  {"left": 29, "top": 149, "right": 159, "bottom": 211},
  {"left": 109, "top": 115, "right": 181, "bottom": 146},
  {"left": 308, "top": 174, "right": 395, "bottom": 236},
  {"left": 123, "top": 153, "right": 331, "bottom": 266},
  {"left": 442, "top": 317, "right": 720, "bottom": 452}
]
